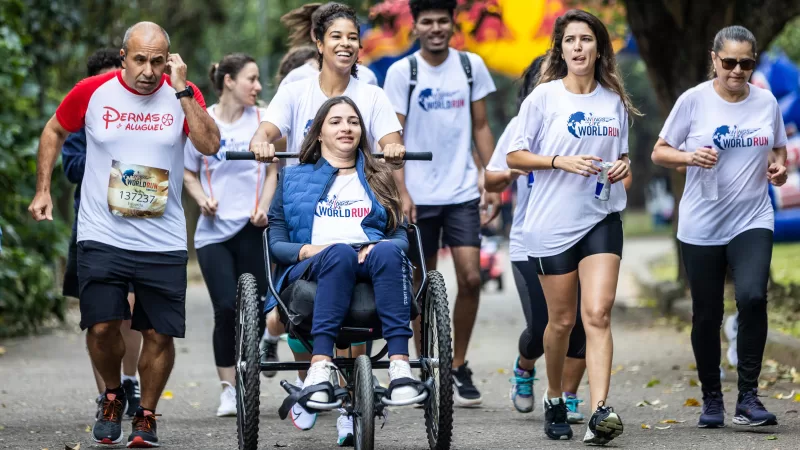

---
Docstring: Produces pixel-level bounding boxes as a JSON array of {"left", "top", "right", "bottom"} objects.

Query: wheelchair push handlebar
[{"left": 225, "top": 151, "right": 433, "bottom": 161}]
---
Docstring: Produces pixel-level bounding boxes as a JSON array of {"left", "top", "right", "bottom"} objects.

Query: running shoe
[
  {"left": 564, "top": 392, "right": 585, "bottom": 424},
  {"left": 452, "top": 362, "right": 482, "bottom": 407},
  {"left": 733, "top": 389, "right": 777, "bottom": 426},
  {"left": 698, "top": 391, "right": 725, "bottom": 428},
  {"left": 305, "top": 360, "right": 336, "bottom": 403},
  {"left": 583, "top": 403, "right": 623, "bottom": 445},
  {"left": 122, "top": 379, "right": 141, "bottom": 418},
  {"left": 216, "top": 381, "right": 237, "bottom": 417},
  {"left": 336, "top": 410, "right": 354, "bottom": 447},
  {"left": 127, "top": 408, "right": 160, "bottom": 448},
  {"left": 94, "top": 393, "right": 104, "bottom": 421},
  {"left": 509, "top": 357, "right": 534, "bottom": 413},
  {"left": 543, "top": 395, "right": 573, "bottom": 440},
  {"left": 388, "top": 359, "right": 420, "bottom": 403},
  {"left": 290, "top": 403, "right": 318, "bottom": 431},
  {"left": 93, "top": 390, "right": 127, "bottom": 445},
  {"left": 260, "top": 335, "right": 279, "bottom": 378}
]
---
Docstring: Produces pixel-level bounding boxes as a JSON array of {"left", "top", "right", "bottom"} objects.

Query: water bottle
[{"left": 700, "top": 146, "right": 718, "bottom": 201}]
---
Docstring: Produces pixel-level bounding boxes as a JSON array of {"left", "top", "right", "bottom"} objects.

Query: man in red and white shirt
[{"left": 29, "top": 21, "right": 219, "bottom": 448}]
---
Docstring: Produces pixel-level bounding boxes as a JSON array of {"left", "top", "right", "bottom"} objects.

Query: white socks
[{"left": 122, "top": 374, "right": 138, "bottom": 383}]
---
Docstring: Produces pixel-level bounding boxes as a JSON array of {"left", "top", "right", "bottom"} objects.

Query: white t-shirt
[
  {"left": 184, "top": 105, "right": 268, "bottom": 249},
  {"left": 510, "top": 79, "right": 629, "bottom": 257},
  {"left": 383, "top": 49, "right": 497, "bottom": 205},
  {"left": 264, "top": 76, "right": 402, "bottom": 157},
  {"left": 486, "top": 117, "right": 530, "bottom": 262},
  {"left": 55, "top": 70, "right": 206, "bottom": 252},
  {"left": 280, "top": 62, "right": 378, "bottom": 88},
  {"left": 311, "top": 173, "right": 371, "bottom": 245},
  {"left": 659, "top": 80, "right": 788, "bottom": 245}
]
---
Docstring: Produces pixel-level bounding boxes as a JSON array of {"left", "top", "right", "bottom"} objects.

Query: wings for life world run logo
[
  {"left": 121, "top": 170, "right": 156, "bottom": 188},
  {"left": 418, "top": 88, "right": 466, "bottom": 112},
  {"left": 567, "top": 112, "right": 619, "bottom": 139},
  {"left": 316, "top": 194, "right": 371, "bottom": 218},
  {"left": 712, "top": 125, "right": 767, "bottom": 150}
]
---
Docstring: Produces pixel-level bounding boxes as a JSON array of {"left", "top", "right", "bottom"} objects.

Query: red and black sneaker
[
  {"left": 92, "top": 390, "right": 127, "bottom": 445},
  {"left": 127, "top": 409, "right": 161, "bottom": 448}
]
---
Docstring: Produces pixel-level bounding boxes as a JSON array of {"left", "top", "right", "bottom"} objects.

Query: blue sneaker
[
  {"left": 509, "top": 358, "right": 535, "bottom": 413},
  {"left": 698, "top": 391, "right": 725, "bottom": 428},
  {"left": 733, "top": 389, "right": 777, "bottom": 426},
  {"left": 563, "top": 392, "right": 585, "bottom": 424}
]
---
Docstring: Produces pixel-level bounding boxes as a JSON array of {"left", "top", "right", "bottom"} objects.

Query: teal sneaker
[
  {"left": 564, "top": 392, "right": 585, "bottom": 424},
  {"left": 509, "top": 357, "right": 535, "bottom": 413}
]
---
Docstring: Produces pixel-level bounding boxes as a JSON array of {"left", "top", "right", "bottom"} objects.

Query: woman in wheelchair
[{"left": 266, "top": 96, "right": 422, "bottom": 409}]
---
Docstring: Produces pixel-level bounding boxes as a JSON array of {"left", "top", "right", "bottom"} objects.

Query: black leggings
[
  {"left": 512, "top": 260, "right": 586, "bottom": 360},
  {"left": 197, "top": 223, "right": 267, "bottom": 367},
  {"left": 681, "top": 228, "right": 773, "bottom": 394}
]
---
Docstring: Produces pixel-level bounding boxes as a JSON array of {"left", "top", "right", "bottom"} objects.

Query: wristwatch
[{"left": 175, "top": 85, "right": 194, "bottom": 100}]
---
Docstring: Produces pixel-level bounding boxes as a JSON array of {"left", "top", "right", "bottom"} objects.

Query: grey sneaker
[{"left": 92, "top": 390, "right": 127, "bottom": 445}]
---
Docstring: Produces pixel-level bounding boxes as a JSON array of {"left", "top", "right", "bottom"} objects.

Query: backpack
[{"left": 405, "top": 51, "right": 473, "bottom": 118}]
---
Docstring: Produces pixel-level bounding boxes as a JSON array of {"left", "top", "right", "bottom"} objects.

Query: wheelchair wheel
[
  {"left": 353, "top": 354, "right": 375, "bottom": 450},
  {"left": 235, "top": 273, "right": 261, "bottom": 450},
  {"left": 422, "top": 270, "right": 454, "bottom": 450}
]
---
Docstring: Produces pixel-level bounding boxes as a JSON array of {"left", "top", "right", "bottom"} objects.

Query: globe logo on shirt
[
  {"left": 712, "top": 125, "right": 766, "bottom": 150},
  {"left": 417, "top": 88, "right": 466, "bottom": 112},
  {"left": 566, "top": 112, "right": 618, "bottom": 139}
]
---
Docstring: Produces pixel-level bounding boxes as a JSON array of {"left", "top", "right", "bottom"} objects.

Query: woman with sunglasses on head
[
  {"left": 507, "top": 9, "right": 638, "bottom": 444},
  {"left": 183, "top": 53, "right": 277, "bottom": 417},
  {"left": 278, "top": 2, "right": 378, "bottom": 88},
  {"left": 652, "top": 25, "right": 788, "bottom": 429}
]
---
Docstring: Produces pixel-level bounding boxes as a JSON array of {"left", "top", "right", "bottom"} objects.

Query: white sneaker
[
  {"left": 336, "top": 411, "right": 354, "bottom": 447},
  {"left": 304, "top": 361, "right": 337, "bottom": 403},
  {"left": 290, "top": 403, "right": 317, "bottom": 430},
  {"left": 388, "top": 360, "right": 419, "bottom": 403},
  {"left": 216, "top": 382, "right": 237, "bottom": 417}
]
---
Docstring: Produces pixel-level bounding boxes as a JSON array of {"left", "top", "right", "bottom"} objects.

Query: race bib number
[{"left": 107, "top": 160, "right": 169, "bottom": 218}]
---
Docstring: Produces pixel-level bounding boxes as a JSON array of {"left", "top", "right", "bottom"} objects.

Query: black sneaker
[
  {"left": 698, "top": 391, "right": 725, "bottom": 428},
  {"left": 583, "top": 403, "right": 623, "bottom": 445},
  {"left": 92, "top": 390, "right": 127, "bottom": 445},
  {"left": 452, "top": 362, "right": 482, "bottom": 406},
  {"left": 260, "top": 336, "right": 279, "bottom": 378},
  {"left": 94, "top": 394, "right": 104, "bottom": 421},
  {"left": 733, "top": 389, "right": 777, "bottom": 426},
  {"left": 127, "top": 409, "right": 160, "bottom": 448},
  {"left": 122, "top": 379, "right": 141, "bottom": 418},
  {"left": 543, "top": 396, "right": 573, "bottom": 440}
]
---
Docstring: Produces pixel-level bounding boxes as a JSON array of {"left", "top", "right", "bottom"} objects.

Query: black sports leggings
[
  {"left": 197, "top": 223, "right": 267, "bottom": 367},
  {"left": 681, "top": 228, "right": 773, "bottom": 394},
  {"left": 512, "top": 260, "right": 586, "bottom": 360}
]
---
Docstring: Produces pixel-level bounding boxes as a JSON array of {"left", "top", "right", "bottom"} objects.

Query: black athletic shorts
[
  {"left": 414, "top": 198, "right": 482, "bottom": 261},
  {"left": 64, "top": 225, "right": 133, "bottom": 298},
  {"left": 532, "top": 212, "right": 623, "bottom": 276},
  {"left": 77, "top": 240, "right": 188, "bottom": 337}
]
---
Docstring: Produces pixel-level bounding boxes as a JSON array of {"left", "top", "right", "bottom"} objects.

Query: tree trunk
[{"left": 623, "top": 0, "right": 800, "bottom": 284}]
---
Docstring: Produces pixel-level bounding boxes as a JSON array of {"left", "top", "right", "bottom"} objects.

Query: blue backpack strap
[{"left": 406, "top": 54, "right": 418, "bottom": 118}]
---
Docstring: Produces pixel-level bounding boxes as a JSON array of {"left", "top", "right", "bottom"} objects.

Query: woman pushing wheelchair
[{"left": 256, "top": 96, "right": 422, "bottom": 408}]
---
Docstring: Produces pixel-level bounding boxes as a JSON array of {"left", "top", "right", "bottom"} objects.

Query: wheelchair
[{"left": 234, "top": 223, "right": 454, "bottom": 450}]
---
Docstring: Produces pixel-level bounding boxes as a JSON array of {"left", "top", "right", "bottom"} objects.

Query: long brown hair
[
  {"left": 298, "top": 96, "right": 403, "bottom": 231},
  {"left": 539, "top": 9, "right": 642, "bottom": 118},
  {"left": 280, "top": 2, "right": 323, "bottom": 48}
]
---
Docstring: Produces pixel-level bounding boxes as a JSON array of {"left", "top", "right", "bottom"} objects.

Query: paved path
[{"left": 2, "top": 237, "right": 799, "bottom": 449}]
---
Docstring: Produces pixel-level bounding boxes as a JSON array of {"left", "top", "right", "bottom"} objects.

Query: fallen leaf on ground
[
  {"left": 688, "top": 363, "right": 697, "bottom": 370},
  {"left": 722, "top": 386, "right": 732, "bottom": 392},
  {"left": 684, "top": 398, "right": 701, "bottom": 407},
  {"left": 0, "top": 346, "right": 6, "bottom": 356},
  {"left": 0, "top": 425, "right": 4, "bottom": 431},
  {"left": 689, "top": 379, "right": 699, "bottom": 387},
  {"left": 497, "top": 368, "right": 508, "bottom": 375},
  {"left": 794, "top": 393, "right": 800, "bottom": 402},
  {"left": 84, "top": 426, "right": 91, "bottom": 433},
  {"left": 772, "top": 390, "right": 795, "bottom": 400},
  {"left": 766, "top": 436, "right": 777, "bottom": 441},
  {"left": 660, "top": 419, "right": 685, "bottom": 424},
  {"left": 645, "top": 379, "right": 661, "bottom": 388},
  {"left": 65, "top": 443, "right": 81, "bottom": 450},
  {"left": 161, "top": 391, "right": 173, "bottom": 400},
  {"left": 655, "top": 426, "right": 671, "bottom": 430},
  {"left": 641, "top": 424, "right": 651, "bottom": 430},
  {"left": 610, "top": 365, "right": 624, "bottom": 375}
]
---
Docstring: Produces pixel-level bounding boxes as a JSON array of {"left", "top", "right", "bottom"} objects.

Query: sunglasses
[{"left": 719, "top": 57, "right": 756, "bottom": 71}]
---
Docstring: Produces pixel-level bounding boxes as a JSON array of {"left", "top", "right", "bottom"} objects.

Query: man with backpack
[{"left": 383, "top": 0, "right": 499, "bottom": 407}]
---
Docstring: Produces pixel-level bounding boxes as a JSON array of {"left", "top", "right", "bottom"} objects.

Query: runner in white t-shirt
[
  {"left": 484, "top": 55, "right": 590, "bottom": 424},
  {"left": 506, "top": 10, "right": 635, "bottom": 444},
  {"left": 249, "top": 4, "right": 405, "bottom": 442},
  {"left": 28, "top": 22, "right": 220, "bottom": 447},
  {"left": 382, "top": 0, "right": 499, "bottom": 407},
  {"left": 182, "top": 53, "right": 278, "bottom": 419},
  {"left": 652, "top": 25, "right": 788, "bottom": 429}
]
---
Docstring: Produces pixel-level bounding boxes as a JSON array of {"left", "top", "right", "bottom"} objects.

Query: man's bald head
[{"left": 122, "top": 22, "right": 171, "bottom": 53}]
